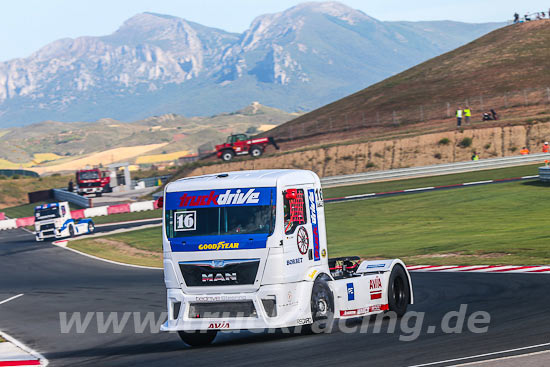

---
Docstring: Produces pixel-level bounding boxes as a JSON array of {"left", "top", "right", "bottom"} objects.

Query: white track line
[
  {"left": 404, "top": 187, "right": 435, "bottom": 192},
  {"left": 0, "top": 329, "right": 49, "bottom": 366},
  {"left": 0, "top": 294, "right": 23, "bottom": 306},
  {"left": 453, "top": 349, "right": 550, "bottom": 366},
  {"left": 52, "top": 243, "right": 162, "bottom": 270},
  {"left": 462, "top": 180, "right": 493, "bottom": 186},
  {"left": 407, "top": 342, "right": 550, "bottom": 367}
]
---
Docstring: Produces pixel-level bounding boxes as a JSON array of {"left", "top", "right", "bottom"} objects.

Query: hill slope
[
  {"left": 267, "top": 20, "right": 550, "bottom": 141},
  {"left": 0, "top": 2, "right": 503, "bottom": 127}
]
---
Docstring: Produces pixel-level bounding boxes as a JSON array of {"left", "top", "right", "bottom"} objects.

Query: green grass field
[
  {"left": 68, "top": 176, "right": 550, "bottom": 267},
  {"left": 323, "top": 163, "right": 541, "bottom": 198}
]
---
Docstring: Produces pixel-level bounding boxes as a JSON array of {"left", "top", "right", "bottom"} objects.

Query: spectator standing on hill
[
  {"left": 520, "top": 147, "right": 530, "bottom": 155},
  {"left": 514, "top": 12, "right": 520, "bottom": 23},
  {"left": 464, "top": 107, "right": 472, "bottom": 125},
  {"left": 471, "top": 152, "right": 479, "bottom": 161},
  {"left": 456, "top": 107, "right": 463, "bottom": 127},
  {"left": 68, "top": 179, "right": 74, "bottom": 192},
  {"left": 543, "top": 142, "right": 549, "bottom": 153}
]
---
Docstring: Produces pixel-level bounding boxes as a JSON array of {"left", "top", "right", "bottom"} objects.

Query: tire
[
  {"left": 69, "top": 225, "right": 75, "bottom": 238},
  {"left": 96, "top": 192, "right": 102, "bottom": 197},
  {"left": 221, "top": 150, "right": 234, "bottom": 161},
  {"left": 88, "top": 222, "right": 95, "bottom": 234},
  {"left": 309, "top": 278, "right": 334, "bottom": 333},
  {"left": 250, "top": 146, "right": 263, "bottom": 158},
  {"left": 387, "top": 265, "right": 410, "bottom": 317},
  {"left": 178, "top": 330, "right": 217, "bottom": 347}
]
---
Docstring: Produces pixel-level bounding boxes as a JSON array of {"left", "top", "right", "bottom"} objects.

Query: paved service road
[{"left": 1, "top": 228, "right": 550, "bottom": 366}]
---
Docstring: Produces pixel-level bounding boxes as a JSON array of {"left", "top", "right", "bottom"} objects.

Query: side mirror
[
  {"left": 155, "top": 197, "right": 164, "bottom": 209},
  {"left": 285, "top": 189, "right": 297, "bottom": 200}
]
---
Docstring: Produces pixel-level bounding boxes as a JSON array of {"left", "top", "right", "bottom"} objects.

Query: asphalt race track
[{"left": 1, "top": 228, "right": 550, "bottom": 366}]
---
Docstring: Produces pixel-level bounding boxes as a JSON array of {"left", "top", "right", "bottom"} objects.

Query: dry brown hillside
[{"left": 263, "top": 20, "right": 550, "bottom": 143}]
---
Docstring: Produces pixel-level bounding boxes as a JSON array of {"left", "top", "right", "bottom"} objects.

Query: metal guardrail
[
  {"left": 137, "top": 175, "right": 171, "bottom": 188},
  {"left": 321, "top": 154, "right": 549, "bottom": 187},
  {"left": 539, "top": 166, "right": 550, "bottom": 182},
  {"left": 52, "top": 189, "right": 91, "bottom": 208}
]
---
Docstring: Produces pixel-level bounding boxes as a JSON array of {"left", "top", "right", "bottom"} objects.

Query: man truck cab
[
  {"left": 34, "top": 202, "right": 95, "bottom": 241},
  {"left": 161, "top": 170, "right": 413, "bottom": 346}
]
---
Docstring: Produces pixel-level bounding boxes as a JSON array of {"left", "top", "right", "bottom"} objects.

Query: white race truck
[
  {"left": 161, "top": 170, "right": 413, "bottom": 346},
  {"left": 34, "top": 202, "right": 95, "bottom": 241}
]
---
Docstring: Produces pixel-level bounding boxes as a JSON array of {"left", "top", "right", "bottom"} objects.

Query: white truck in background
[
  {"left": 161, "top": 169, "right": 413, "bottom": 346},
  {"left": 34, "top": 202, "right": 95, "bottom": 241}
]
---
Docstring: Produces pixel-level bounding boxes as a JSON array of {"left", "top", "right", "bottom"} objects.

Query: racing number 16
[{"left": 175, "top": 211, "right": 196, "bottom": 231}]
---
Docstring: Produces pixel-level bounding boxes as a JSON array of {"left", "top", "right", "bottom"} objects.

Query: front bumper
[{"left": 161, "top": 282, "right": 314, "bottom": 331}]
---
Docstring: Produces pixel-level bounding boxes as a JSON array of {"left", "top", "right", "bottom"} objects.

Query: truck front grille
[
  {"left": 188, "top": 301, "right": 257, "bottom": 318},
  {"left": 79, "top": 182, "right": 100, "bottom": 188},
  {"left": 179, "top": 259, "right": 260, "bottom": 287},
  {"left": 40, "top": 223, "right": 55, "bottom": 231}
]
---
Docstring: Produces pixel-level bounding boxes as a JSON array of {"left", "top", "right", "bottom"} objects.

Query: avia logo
[
  {"left": 202, "top": 273, "right": 237, "bottom": 282},
  {"left": 370, "top": 277, "right": 382, "bottom": 290},
  {"left": 179, "top": 189, "right": 260, "bottom": 207},
  {"left": 208, "top": 322, "right": 230, "bottom": 329}
]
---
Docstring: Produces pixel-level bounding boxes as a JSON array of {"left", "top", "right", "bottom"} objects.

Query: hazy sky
[{"left": 1, "top": 0, "right": 548, "bottom": 61}]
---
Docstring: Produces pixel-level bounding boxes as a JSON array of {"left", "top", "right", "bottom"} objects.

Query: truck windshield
[
  {"left": 79, "top": 171, "right": 99, "bottom": 180},
  {"left": 166, "top": 205, "right": 274, "bottom": 238},
  {"left": 34, "top": 207, "right": 60, "bottom": 219}
]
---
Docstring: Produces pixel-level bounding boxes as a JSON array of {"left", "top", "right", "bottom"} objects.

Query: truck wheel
[
  {"left": 221, "top": 150, "right": 234, "bottom": 161},
  {"left": 250, "top": 146, "right": 263, "bottom": 157},
  {"left": 310, "top": 279, "right": 334, "bottom": 333},
  {"left": 69, "top": 225, "right": 75, "bottom": 238},
  {"left": 177, "top": 330, "right": 217, "bottom": 347},
  {"left": 88, "top": 222, "right": 95, "bottom": 233},
  {"left": 388, "top": 265, "right": 410, "bottom": 317}
]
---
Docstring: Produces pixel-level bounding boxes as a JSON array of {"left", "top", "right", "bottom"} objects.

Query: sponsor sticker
[
  {"left": 208, "top": 322, "right": 230, "bottom": 329},
  {"left": 286, "top": 258, "right": 303, "bottom": 266},
  {"left": 165, "top": 187, "right": 273, "bottom": 209},
  {"left": 197, "top": 241, "right": 240, "bottom": 250},
  {"left": 297, "top": 317, "right": 313, "bottom": 325},
  {"left": 347, "top": 282, "right": 355, "bottom": 301},
  {"left": 367, "top": 263, "right": 386, "bottom": 269},
  {"left": 308, "top": 189, "right": 320, "bottom": 261}
]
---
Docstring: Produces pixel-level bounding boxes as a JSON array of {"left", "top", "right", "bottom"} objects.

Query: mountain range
[{"left": 0, "top": 2, "right": 504, "bottom": 127}]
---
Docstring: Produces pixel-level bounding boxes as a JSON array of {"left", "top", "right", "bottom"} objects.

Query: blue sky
[{"left": 1, "top": 0, "right": 548, "bottom": 61}]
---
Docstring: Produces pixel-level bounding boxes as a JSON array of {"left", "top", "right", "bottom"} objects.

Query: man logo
[{"left": 202, "top": 273, "right": 237, "bottom": 282}]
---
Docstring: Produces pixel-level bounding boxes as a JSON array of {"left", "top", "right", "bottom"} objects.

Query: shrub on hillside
[
  {"left": 438, "top": 138, "right": 450, "bottom": 146},
  {"left": 366, "top": 162, "right": 376, "bottom": 168},
  {"left": 434, "top": 153, "right": 442, "bottom": 159},
  {"left": 459, "top": 137, "right": 473, "bottom": 148}
]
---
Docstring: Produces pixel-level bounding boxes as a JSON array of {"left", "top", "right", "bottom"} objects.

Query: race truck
[
  {"left": 161, "top": 169, "right": 413, "bottom": 346},
  {"left": 76, "top": 168, "right": 111, "bottom": 196},
  {"left": 215, "top": 134, "right": 279, "bottom": 161},
  {"left": 34, "top": 202, "right": 95, "bottom": 241}
]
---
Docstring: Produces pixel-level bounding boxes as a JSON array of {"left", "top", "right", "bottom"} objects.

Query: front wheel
[
  {"left": 178, "top": 330, "right": 217, "bottom": 347},
  {"left": 388, "top": 265, "right": 410, "bottom": 317},
  {"left": 69, "top": 225, "right": 75, "bottom": 238},
  {"left": 309, "top": 279, "right": 334, "bottom": 333},
  {"left": 221, "top": 150, "right": 234, "bottom": 161},
  {"left": 88, "top": 222, "right": 95, "bottom": 234}
]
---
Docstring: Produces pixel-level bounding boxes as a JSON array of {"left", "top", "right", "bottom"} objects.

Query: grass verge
[
  {"left": 3, "top": 200, "right": 82, "bottom": 218},
  {"left": 69, "top": 227, "right": 162, "bottom": 267},
  {"left": 0, "top": 335, "right": 5, "bottom": 343},
  {"left": 90, "top": 210, "right": 162, "bottom": 225},
  {"left": 68, "top": 178, "right": 550, "bottom": 267}
]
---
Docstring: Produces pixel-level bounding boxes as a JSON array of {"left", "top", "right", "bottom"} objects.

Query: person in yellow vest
[
  {"left": 464, "top": 107, "right": 472, "bottom": 125},
  {"left": 520, "top": 147, "right": 530, "bottom": 155},
  {"left": 471, "top": 152, "right": 479, "bottom": 161}
]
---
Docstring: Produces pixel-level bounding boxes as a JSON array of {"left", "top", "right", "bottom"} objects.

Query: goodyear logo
[{"left": 198, "top": 241, "right": 240, "bottom": 250}]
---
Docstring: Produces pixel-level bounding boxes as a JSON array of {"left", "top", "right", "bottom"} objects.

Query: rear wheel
[
  {"left": 69, "top": 225, "right": 75, "bottom": 238},
  {"left": 309, "top": 279, "right": 334, "bottom": 333},
  {"left": 221, "top": 150, "right": 234, "bottom": 161},
  {"left": 250, "top": 146, "right": 263, "bottom": 157},
  {"left": 178, "top": 330, "right": 217, "bottom": 347},
  {"left": 388, "top": 265, "right": 410, "bottom": 317}
]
